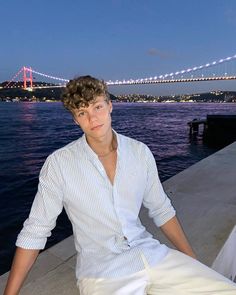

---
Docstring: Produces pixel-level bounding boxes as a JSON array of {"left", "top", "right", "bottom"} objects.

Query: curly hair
[{"left": 62, "top": 75, "right": 110, "bottom": 111}]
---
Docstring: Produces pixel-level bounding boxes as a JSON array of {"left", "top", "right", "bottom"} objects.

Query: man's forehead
[
  {"left": 77, "top": 96, "right": 106, "bottom": 111},
  {"left": 91, "top": 95, "right": 106, "bottom": 104}
]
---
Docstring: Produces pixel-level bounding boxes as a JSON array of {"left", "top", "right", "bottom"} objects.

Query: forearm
[
  {"left": 160, "top": 216, "right": 196, "bottom": 259},
  {"left": 3, "top": 247, "right": 40, "bottom": 295}
]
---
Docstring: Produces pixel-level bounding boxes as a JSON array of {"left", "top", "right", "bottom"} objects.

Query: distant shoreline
[
  {"left": 1, "top": 100, "right": 236, "bottom": 104},
  {"left": 1, "top": 90, "right": 236, "bottom": 103}
]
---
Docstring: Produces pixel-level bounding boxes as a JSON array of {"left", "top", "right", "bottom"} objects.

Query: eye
[
  {"left": 95, "top": 104, "right": 103, "bottom": 110},
  {"left": 78, "top": 111, "right": 85, "bottom": 117}
]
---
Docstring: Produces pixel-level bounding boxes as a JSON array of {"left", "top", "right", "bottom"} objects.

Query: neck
[{"left": 86, "top": 129, "right": 117, "bottom": 156}]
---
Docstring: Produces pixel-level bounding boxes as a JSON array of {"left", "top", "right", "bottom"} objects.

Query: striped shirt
[{"left": 16, "top": 130, "right": 176, "bottom": 280}]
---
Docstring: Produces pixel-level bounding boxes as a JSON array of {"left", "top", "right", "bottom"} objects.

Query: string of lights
[
  {"left": 5, "top": 53, "right": 236, "bottom": 88},
  {"left": 25, "top": 68, "right": 69, "bottom": 82},
  {"left": 24, "top": 54, "right": 236, "bottom": 86},
  {"left": 157, "top": 55, "right": 236, "bottom": 79},
  {"left": 5, "top": 67, "right": 24, "bottom": 88},
  {"left": 106, "top": 54, "right": 236, "bottom": 85}
]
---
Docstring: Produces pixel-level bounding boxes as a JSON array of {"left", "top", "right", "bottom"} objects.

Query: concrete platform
[
  {"left": 1, "top": 142, "right": 236, "bottom": 294},
  {"left": 0, "top": 236, "right": 78, "bottom": 295}
]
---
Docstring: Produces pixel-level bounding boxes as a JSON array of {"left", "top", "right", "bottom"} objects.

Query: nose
[{"left": 87, "top": 110, "right": 98, "bottom": 122}]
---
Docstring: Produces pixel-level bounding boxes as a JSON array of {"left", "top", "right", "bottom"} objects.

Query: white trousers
[{"left": 78, "top": 249, "right": 236, "bottom": 295}]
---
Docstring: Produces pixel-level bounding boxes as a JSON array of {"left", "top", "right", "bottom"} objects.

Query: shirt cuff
[
  {"left": 152, "top": 209, "right": 176, "bottom": 227},
  {"left": 16, "top": 233, "right": 47, "bottom": 250}
]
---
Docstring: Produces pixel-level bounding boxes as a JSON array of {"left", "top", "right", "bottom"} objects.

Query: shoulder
[
  {"left": 118, "top": 132, "right": 152, "bottom": 157},
  {"left": 46, "top": 136, "right": 83, "bottom": 165}
]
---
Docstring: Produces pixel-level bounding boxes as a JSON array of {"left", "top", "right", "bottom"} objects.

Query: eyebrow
[{"left": 77, "top": 99, "right": 104, "bottom": 112}]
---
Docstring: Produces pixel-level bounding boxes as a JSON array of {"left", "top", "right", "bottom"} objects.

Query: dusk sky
[{"left": 1, "top": 0, "right": 236, "bottom": 95}]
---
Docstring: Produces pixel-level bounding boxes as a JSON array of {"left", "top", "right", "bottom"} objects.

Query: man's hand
[{"left": 3, "top": 247, "right": 40, "bottom": 295}]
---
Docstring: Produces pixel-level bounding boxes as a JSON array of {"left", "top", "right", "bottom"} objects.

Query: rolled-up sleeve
[
  {"left": 16, "top": 153, "right": 64, "bottom": 249},
  {"left": 142, "top": 146, "right": 176, "bottom": 227}
]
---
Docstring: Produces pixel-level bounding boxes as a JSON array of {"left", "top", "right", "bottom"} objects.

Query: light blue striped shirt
[{"left": 16, "top": 131, "right": 176, "bottom": 280}]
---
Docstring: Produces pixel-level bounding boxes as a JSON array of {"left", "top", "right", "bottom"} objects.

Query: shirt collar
[{"left": 81, "top": 129, "right": 120, "bottom": 161}]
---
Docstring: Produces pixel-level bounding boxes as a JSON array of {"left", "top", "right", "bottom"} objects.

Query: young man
[{"left": 4, "top": 76, "right": 236, "bottom": 295}]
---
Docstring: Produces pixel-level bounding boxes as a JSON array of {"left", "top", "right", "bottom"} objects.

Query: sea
[{"left": 1, "top": 101, "right": 236, "bottom": 275}]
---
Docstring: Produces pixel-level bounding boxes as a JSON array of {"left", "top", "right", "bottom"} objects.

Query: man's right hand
[{"left": 3, "top": 247, "right": 40, "bottom": 295}]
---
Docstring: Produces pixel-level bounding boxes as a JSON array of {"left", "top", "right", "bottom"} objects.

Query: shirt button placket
[{"left": 113, "top": 187, "right": 126, "bottom": 245}]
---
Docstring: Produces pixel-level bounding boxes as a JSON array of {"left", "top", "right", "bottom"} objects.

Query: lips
[{"left": 91, "top": 124, "right": 103, "bottom": 131}]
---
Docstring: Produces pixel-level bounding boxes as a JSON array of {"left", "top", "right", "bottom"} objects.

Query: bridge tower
[{"left": 23, "top": 66, "right": 33, "bottom": 89}]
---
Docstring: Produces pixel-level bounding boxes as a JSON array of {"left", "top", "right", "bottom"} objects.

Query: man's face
[{"left": 72, "top": 95, "right": 113, "bottom": 139}]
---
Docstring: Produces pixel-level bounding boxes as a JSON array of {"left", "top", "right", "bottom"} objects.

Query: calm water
[{"left": 1, "top": 101, "right": 236, "bottom": 274}]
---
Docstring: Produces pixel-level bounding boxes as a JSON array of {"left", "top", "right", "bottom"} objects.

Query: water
[{"left": 1, "top": 101, "right": 236, "bottom": 275}]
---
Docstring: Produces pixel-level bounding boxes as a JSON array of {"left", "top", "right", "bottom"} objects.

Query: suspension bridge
[{"left": 2, "top": 54, "right": 236, "bottom": 90}]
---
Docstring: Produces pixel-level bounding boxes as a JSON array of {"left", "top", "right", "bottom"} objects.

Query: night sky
[{"left": 1, "top": 0, "right": 236, "bottom": 95}]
